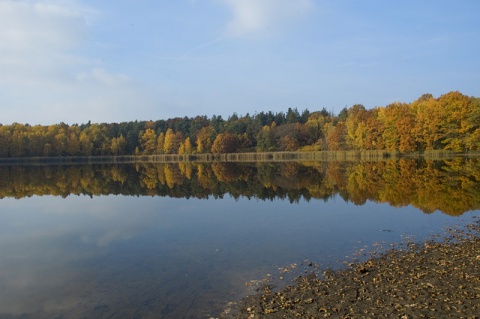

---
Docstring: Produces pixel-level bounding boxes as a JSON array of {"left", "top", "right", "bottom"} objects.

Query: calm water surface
[{"left": 0, "top": 161, "right": 479, "bottom": 318}]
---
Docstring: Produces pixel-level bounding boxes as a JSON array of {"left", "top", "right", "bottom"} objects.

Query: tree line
[
  {"left": 1, "top": 159, "right": 479, "bottom": 216},
  {"left": 0, "top": 91, "right": 479, "bottom": 158}
]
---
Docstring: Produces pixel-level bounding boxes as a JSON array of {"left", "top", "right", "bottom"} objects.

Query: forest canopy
[{"left": 0, "top": 91, "right": 479, "bottom": 158}]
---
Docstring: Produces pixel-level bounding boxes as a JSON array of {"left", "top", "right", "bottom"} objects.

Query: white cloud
[
  {"left": 0, "top": 0, "right": 153, "bottom": 125},
  {"left": 222, "top": 0, "right": 314, "bottom": 38},
  {"left": 0, "top": 0, "right": 87, "bottom": 84},
  {"left": 0, "top": 1, "right": 83, "bottom": 50}
]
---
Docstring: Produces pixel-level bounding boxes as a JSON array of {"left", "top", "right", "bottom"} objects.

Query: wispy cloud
[
  {"left": 0, "top": 0, "right": 88, "bottom": 83},
  {"left": 175, "top": 36, "right": 224, "bottom": 62},
  {"left": 0, "top": 0, "right": 152, "bottom": 125},
  {"left": 221, "top": 0, "right": 314, "bottom": 38}
]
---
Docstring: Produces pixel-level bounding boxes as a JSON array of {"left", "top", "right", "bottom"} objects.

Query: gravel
[{"left": 223, "top": 219, "right": 480, "bottom": 319}]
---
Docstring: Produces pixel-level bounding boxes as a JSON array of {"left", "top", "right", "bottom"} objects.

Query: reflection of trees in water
[{"left": 1, "top": 159, "right": 479, "bottom": 215}]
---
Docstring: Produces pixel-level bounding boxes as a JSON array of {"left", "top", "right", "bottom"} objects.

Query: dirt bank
[{"left": 224, "top": 219, "right": 480, "bottom": 318}]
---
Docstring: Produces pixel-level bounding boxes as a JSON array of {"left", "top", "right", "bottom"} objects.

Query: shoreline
[
  {"left": 223, "top": 219, "right": 480, "bottom": 318},
  {"left": 0, "top": 150, "right": 479, "bottom": 166}
]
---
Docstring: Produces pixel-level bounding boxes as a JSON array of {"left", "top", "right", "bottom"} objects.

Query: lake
[{"left": 0, "top": 158, "right": 479, "bottom": 318}]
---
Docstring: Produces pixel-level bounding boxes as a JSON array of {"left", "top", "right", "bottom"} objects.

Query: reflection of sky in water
[{"left": 0, "top": 194, "right": 478, "bottom": 318}]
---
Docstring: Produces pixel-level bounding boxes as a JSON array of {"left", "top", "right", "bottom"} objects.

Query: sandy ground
[{"left": 222, "top": 218, "right": 480, "bottom": 318}]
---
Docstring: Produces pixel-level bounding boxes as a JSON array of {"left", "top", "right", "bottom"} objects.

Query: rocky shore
[{"left": 223, "top": 219, "right": 480, "bottom": 318}]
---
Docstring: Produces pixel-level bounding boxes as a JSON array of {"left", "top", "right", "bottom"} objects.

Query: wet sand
[{"left": 223, "top": 219, "right": 480, "bottom": 318}]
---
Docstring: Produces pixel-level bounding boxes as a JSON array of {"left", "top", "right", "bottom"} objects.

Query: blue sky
[{"left": 1, "top": 0, "right": 479, "bottom": 125}]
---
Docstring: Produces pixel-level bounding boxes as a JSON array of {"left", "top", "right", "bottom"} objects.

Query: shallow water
[{"left": 0, "top": 160, "right": 479, "bottom": 318}]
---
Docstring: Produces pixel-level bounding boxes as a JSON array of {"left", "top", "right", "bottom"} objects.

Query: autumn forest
[{"left": 1, "top": 91, "right": 479, "bottom": 158}]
